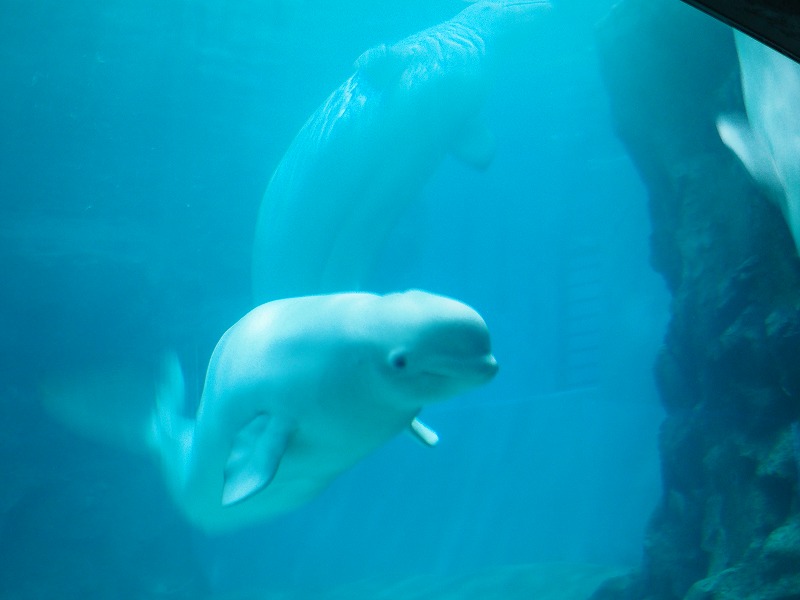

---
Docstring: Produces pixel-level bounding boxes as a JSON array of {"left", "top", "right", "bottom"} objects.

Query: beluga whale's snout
[{"left": 425, "top": 352, "right": 499, "bottom": 382}]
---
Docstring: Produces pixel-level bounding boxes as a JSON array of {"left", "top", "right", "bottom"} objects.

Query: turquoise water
[{"left": 1, "top": 0, "right": 670, "bottom": 597}]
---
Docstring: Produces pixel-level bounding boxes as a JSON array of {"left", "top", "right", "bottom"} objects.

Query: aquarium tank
[{"left": 1, "top": 0, "right": 799, "bottom": 598}]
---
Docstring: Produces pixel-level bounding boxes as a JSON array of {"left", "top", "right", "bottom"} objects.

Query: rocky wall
[{"left": 592, "top": 1, "right": 800, "bottom": 598}]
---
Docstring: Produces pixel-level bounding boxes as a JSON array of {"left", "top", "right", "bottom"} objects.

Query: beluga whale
[
  {"left": 148, "top": 290, "right": 497, "bottom": 533},
  {"left": 252, "top": 0, "right": 551, "bottom": 303},
  {"left": 717, "top": 30, "right": 800, "bottom": 254}
]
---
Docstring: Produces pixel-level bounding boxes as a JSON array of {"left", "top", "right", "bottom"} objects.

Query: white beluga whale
[
  {"left": 252, "top": 0, "right": 551, "bottom": 303},
  {"left": 148, "top": 290, "right": 497, "bottom": 533},
  {"left": 717, "top": 30, "right": 800, "bottom": 254}
]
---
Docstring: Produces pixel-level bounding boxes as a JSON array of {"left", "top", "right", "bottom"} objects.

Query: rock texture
[{"left": 593, "top": 1, "right": 800, "bottom": 598}]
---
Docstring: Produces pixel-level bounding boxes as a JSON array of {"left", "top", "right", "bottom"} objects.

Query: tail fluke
[
  {"left": 40, "top": 352, "right": 195, "bottom": 499},
  {"left": 147, "top": 353, "right": 194, "bottom": 498}
]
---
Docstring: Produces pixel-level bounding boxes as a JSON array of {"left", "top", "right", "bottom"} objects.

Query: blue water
[{"left": 1, "top": 0, "right": 670, "bottom": 597}]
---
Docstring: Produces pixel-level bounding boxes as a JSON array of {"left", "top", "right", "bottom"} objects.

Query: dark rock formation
[{"left": 593, "top": 1, "right": 800, "bottom": 598}]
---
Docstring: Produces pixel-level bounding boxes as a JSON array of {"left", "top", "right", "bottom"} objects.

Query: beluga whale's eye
[{"left": 389, "top": 349, "right": 408, "bottom": 370}]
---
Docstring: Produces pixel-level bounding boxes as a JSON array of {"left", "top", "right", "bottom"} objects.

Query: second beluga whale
[
  {"left": 252, "top": 0, "right": 551, "bottom": 303},
  {"left": 148, "top": 290, "right": 497, "bottom": 533},
  {"left": 717, "top": 30, "right": 800, "bottom": 254}
]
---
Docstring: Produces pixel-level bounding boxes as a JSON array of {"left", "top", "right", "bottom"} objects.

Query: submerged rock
[{"left": 594, "top": 0, "right": 800, "bottom": 598}]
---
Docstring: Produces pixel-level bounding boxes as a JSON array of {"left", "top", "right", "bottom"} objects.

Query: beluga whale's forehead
[
  {"left": 375, "top": 291, "right": 494, "bottom": 361},
  {"left": 377, "top": 290, "right": 489, "bottom": 329}
]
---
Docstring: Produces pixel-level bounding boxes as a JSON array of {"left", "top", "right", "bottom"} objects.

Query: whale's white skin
[
  {"left": 252, "top": 1, "right": 551, "bottom": 303},
  {"left": 717, "top": 30, "right": 800, "bottom": 254},
  {"left": 148, "top": 290, "right": 497, "bottom": 533}
]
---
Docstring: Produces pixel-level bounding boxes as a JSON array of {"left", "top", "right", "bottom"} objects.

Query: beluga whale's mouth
[{"left": 421, "top": 353, "right": 498, "bottom": 382}]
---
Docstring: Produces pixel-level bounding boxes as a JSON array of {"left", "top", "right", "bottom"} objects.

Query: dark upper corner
[{"left": 681, "top": 0, "right": 800, "bottom": 63}]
